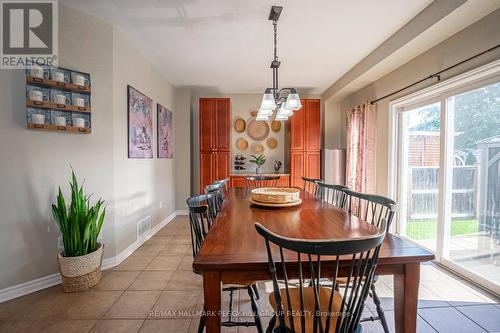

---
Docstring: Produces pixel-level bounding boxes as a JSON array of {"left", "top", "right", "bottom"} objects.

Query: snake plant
[
  {"left": 52, "top": 170, "right": 106, "bottom": 257},
  {"left": 249, "top": 154, "right": 266, "bottom": 168}
]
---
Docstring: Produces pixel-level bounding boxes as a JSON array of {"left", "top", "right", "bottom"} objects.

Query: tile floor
[{"left": 0, "top": 216, "right": 499, "bottom": 333}]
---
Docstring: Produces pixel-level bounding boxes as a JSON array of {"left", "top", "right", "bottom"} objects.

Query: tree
[{"left": 411, "top": 82, "right": 500, "bottom": 151}]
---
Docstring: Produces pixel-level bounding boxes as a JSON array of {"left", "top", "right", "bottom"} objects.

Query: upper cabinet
[
  {"left": 199, "top": 98, "right": 231, "bottom": 193},
  {"left": 215, "top": 98, "right": 230, "bottom": 151},
  {"left": 285, "top": 99, "right": 321, "bottom": 187},
  {"left": 304, "top": 99, "right": 321, "bottom": 150}
]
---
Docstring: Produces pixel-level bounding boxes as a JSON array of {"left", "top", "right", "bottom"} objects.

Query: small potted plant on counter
[
  {"left": 52, "top": 170, "right": 106, "bottom": 292},
  {"left": 249, "top": 154, "right": 266, "bottom": 174}
]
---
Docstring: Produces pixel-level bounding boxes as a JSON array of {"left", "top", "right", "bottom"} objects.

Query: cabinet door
[
  {"left": 199, "top": 98, "right": 215, "bottom": 151},
  {"left": 215, "top": 98, "right": 230, "bottom": 151},
  {"left": 305, "top": 99, "right": 321, "bottom": 150},
  {"left": 277, "top": 175, "right": 290, "bottom": 187},
  {"left": 289, "top": 100, "right": 305, "bottom": 151},
  {"left": 230, "top": 176, "right": 245, "bottom": 188},
  {"left": 200, "top": 152, "right": 216, "bottom": 193},
  {"left": 290, "top": 152, "right": 305, "bottom": 187},
  {"left": 215, "top": 151, "right": 230, "bottom": 181},
  {"left": 306, "top": 151, "right": 321, "bottom": 180}
]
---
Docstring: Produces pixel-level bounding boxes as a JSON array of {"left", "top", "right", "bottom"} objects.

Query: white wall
[
  {"left": 0, "top": 5, "right": 183, "bottom": 291},
  {"left": 328, "top": 9, "right": 500, "bottom": 196}
]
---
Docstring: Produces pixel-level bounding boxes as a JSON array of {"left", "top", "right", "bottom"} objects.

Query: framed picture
[
  {"left": 157, "top": 103, "right": 173, "bottom": 159},
  {"left": 127, "top": 85, "right": 153, "bottom": 158}
]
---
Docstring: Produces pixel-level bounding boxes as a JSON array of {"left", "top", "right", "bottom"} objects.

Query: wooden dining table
[{"left": 193, "top": 189, "right": 434, "bottom": 333}]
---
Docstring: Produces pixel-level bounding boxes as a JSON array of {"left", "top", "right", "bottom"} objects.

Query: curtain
[{"left": 345, "top": 102, "right": 377, "bottom": 194}]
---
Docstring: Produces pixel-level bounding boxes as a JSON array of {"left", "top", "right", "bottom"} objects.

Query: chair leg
[
  {"left": 266, "top": 315, "right": 276, "bottom": 333},
  {"left": 371, "top": 282, "right": 390, "bottom": 333},
  {"left": 252, "top": 283, "right": 260, "bottom": 300},
  {"left": 247, "top": 286, "right": 264, "bottom": 333},
  {"left": 197, "top": 314, "right": 205, "bottom": 333}
]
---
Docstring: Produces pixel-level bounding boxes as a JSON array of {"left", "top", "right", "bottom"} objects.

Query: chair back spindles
[
  {"left": 186, "top": 193, "right": 218, "bottom": 258},
  {"left": 342, "top": 189, "right": 396, "bottom": 231},
  {"left": 316, "top": 183, "right": 348, "bottom": 209},
  {"left": 204, "top": 183, "right": 224, "bottom": 216},
  {"left": 244, "top": 175, "right": 280, "bottom": 190},
  {"left": 213, "top": 178, "right": 229, "bottom": 198},
  {"left": 256, "top": 221, "right": 387, "bottom": 333},
  {"left": 302, "top": 177, "right": 322, "bottom": 195}
]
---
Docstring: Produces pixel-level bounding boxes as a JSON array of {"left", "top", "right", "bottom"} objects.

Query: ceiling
[{"left": 61, "top": 0, "right": 433, "bottom": 94}]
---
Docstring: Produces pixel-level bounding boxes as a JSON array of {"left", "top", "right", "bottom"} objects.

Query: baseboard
[
  {"left": 0, "top": 273, "right": 62, "bottom": 304},
  {"left": 175, "top": 209, "right": 188, "bottom": 216},
  {"left": 0, "top": 211, "right": 178, "bottom": 303}
]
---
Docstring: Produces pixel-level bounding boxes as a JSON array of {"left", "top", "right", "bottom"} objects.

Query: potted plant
[
  {"left": 249, "top": 154, "right": 266, "bottom": 174},
  {"left": 52, "top": 170, "right": 106, "bottom": 292}
]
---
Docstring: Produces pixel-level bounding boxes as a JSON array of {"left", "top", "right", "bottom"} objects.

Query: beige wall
[
  {"left": 0, "top": 6, "right": 184, "bottom": 290},
  {"left": 328, "top": 9, "right": 500, "bottom": 196},
  {"left": 0, "top": 6, "right": 114, "bottom": 289},
  {"left": 230, "top": 95, "right": 285, "bottom": 174},
  {"left": 173, "top": 87, "right": 192, "bottom": 210},
  {"left": 112, "top": 29, "right": 176, "bottom": 254}
]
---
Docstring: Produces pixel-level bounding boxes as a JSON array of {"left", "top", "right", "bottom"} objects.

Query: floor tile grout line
[
  {"left": 417, "top": 313, "right": 440, "bottom": 333},
  {"left": 454, "top": 305, "right": 495, "bottom": 333}
]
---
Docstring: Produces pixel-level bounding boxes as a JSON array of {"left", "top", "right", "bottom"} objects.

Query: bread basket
[{"left": 251, "top": 187, "right": 300, "bottom": 204}]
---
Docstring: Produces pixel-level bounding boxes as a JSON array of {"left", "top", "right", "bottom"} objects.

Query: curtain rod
[{"left": 369, "top": 44, "right": 500, "bottom": 105}]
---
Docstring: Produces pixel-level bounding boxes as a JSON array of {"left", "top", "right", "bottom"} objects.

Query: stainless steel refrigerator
[{"left": 324, "top": 149, "right": 346, "bottom": 185}]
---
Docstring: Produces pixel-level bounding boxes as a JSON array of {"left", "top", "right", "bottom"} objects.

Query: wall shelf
[
  {"left": 26, "top": 100, "right": 91, "bottom": 113},
  {"left": 26, "top": 76, "right": 91, "bottom": 94},
  {"left": 25, "top": 66, "right": 92, "bottom": 135},
  {"left": 27, "top": 123, "right": 92, "bottom": 134}
]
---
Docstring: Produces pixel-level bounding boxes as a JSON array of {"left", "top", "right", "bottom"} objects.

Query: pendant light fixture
[{"left": 257, "top": 6, "right": 302, "bottom": 121}]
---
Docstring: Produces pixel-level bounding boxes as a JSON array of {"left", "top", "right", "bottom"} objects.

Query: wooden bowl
[
  {"left": 267, "top": 137, "right": 278, "bottom": 149},
  {"left": 271, "top": 121, "right": 281, "bottom": 132},
  {"left": 250, "top": 142, "right": 264, "bottom": 154},
  {"left": 251, "top": 187, "right": 300, "bottom": 204},
  {"left": 234, "top": 118, "right": 246, "bottom": 132},
  {"left": 247, "top": 119, "right": 270, "bottom": 141},
  {"left": 236, "top": 138, "right": 248, "bottom": 150}
]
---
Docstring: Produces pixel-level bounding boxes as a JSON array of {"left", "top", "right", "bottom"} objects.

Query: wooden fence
[{"left": 409, "top": 166, "right": 478, "bottom": 220}]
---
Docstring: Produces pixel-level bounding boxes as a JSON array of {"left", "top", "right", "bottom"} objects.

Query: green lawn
[{"left": 406, "top": 219, "right": 479, "bottom": 240}]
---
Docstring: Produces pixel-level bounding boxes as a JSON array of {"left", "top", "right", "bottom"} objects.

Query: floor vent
[{"left": 137, "top": 216, "right": 151, "bottom": 239}]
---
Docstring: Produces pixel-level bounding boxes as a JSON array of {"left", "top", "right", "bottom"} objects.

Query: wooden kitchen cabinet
[
  {"left": 286, "top": 99, "right": 321, "bottom": 188},
  {"left": 199, "top": 98, "right": 230, "bottom": 193},
  {"left": 229, "top": 174, "right": 290, "bottom": 188}
]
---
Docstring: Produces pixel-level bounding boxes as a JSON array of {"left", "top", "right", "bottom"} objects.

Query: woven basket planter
[{"left": 57, "top": 243, "right": 104, "bottom": 292}]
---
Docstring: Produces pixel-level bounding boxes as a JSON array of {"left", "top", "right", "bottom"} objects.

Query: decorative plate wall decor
[
  {"left": 249, "top": 108, "right": 258, "bottom": 117},
  {"left": 271, "top": 120, "right": 281, "bottom": 132},
  {"left": 236, "top": 137, "right": 249, "bottom": 150},
  {"left": 234, "top": 118, "right": 246, "bottom": 132},
  {"left": 267, "top": 137, "right": 278, "bottom": 149},
  {"left": 251, "top": 142, "right": 264, "bottom": 154},
  {"left": 247, "top": 119, "right": 270, "bottom": 141}
]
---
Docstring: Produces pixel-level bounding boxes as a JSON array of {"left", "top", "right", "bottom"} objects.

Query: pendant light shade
[
  {"left": 275, "top": 104, "right": 293, "bottom": 121},
  {"left": 256, "top": 114, "right": 270, "bottom": 121},
  {"left": 284, "top": 89, "right": 302, "bottom": 110},
  {"left": 259, "top": 88, "right": 277, "bottom": 110}
]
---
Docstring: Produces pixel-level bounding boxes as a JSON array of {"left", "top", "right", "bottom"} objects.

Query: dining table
[{"left": 192, "top": 188, "right": 435, "bottom": 333}]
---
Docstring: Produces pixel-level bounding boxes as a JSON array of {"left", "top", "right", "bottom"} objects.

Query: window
[{"left": 390, "top": 60, "right": 500, "bottom": 294}]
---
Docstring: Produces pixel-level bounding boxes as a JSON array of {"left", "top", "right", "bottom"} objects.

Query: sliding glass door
[
  {"left": 398, "top": 102, "right": 441, "bottom": 251},
  {"left": 392, "top": 63, "right": 500, "bottom": 294},
  {"left": 443, "top": 81, "right": 500, "bottom": 288}
]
